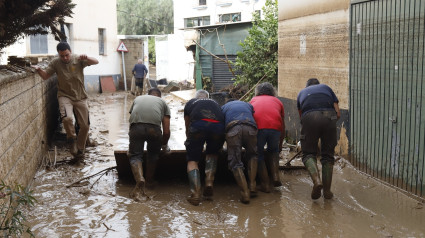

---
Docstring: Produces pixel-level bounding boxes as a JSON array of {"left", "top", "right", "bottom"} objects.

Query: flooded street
[{"left": 25, "top": 92, "right": 425, "bottom": 237}]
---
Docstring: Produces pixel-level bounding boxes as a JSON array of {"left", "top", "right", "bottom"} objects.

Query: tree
[
  {"left": 0, "top": 0, "right": 75, "bottom": 50},
  {"left": 117, "top": 0, "right": 173, "bottom": 35},
  {"left": 233, "top": 0, "right": 278, "bottom": 90}
]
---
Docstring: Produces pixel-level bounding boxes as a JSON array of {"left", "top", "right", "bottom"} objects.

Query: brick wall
[
  {"left": 119, "top": 39, "right": 144, "bottom": 90},
  {"left": 0, "top": 70, "right": 58, "bottom": 186}
]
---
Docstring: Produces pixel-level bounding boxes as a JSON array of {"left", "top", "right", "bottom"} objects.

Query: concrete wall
[
  {"left": 278, "top": 0, "right": 351, "bottom": 155},
  {"left": 0, "top": 70, "right": 58, "bottom": 186}
]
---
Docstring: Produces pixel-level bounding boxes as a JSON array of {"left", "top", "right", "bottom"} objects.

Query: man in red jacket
[{"left": 250, "top": 82, "right": 285, "bottom": 192}]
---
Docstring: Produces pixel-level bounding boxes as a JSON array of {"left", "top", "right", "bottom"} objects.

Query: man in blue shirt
[
  {"left": 222, "top": 99, "right": 258, "bottom": 204},
  {"left": 132, "top": 59, "right": 148, "bottom": 95},
  {"left": 297, "top": 78, "right": 340, "bottom": 200}
]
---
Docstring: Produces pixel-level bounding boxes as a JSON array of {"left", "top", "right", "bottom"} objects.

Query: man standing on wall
[
  {"left": 132, "top": 59, "right": 148, "bottom": 96},
  {"left": 33, "top": 42, "right": 99, "bottom": 164},
  {"left": 128, "top": 88, "right": 171, "bottom": 201},
  {"left": 184, "top": 90, "right": 225, "bottom": 206},
  {"left": 297, "top": 78, "right": 340, "bottom": 200}
]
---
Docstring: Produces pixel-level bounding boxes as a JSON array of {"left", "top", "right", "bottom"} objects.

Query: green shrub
[{"left": 0, "top": 180, "right": 36, "bottom": 237}]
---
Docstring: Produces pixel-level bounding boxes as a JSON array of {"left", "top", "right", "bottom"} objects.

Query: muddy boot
[
  {"left": 203, "top": 155, "right": 217, "bottom": 197},
  {"left": 322, "top": 162, "right": 334, "bottom": 199},
  {"left": 187, "top": 169, "right": 201, "bottom": 206},
  {"left": 145, "top": 159, "right": 158, "bottom": 189},
  {"left": 257, "top": 160, "right": 271, "bottom": 193},
  {"left": 232, "top": 168, "right": 250, "bottom": 204},
  {"left": 129, "top": 160, "right": 146, "bottom": 202},
  {"left": 69, "top": 149, "right": 85, "bottom": 166},
  {"left": 270, "top": 152, "right": 282, "bottom": 187},
  {"left": 304, "top": 157, "right": 323, "bottom": 200},
  {"left": 68, "top": 137, "right": 78, "bottom": 156},
  {"left": 247, "top": 158, "right": 258, "bottom": 197}
]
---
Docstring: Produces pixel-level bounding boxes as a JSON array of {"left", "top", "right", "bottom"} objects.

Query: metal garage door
[
  {"left": 350, "top": 0, "right": 425, "bottom": 197},
  {"left": 212, "top": 55, "right": 237, "bottom": 91}
]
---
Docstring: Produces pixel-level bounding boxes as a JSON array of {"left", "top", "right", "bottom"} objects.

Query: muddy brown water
[{"left": 25, "top": 92, "right": 425, "bottom": 237}]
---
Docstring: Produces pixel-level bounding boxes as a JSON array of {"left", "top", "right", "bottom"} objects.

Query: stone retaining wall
[{"left": 0, "top": 69, "right": 58, "bottom": 186}]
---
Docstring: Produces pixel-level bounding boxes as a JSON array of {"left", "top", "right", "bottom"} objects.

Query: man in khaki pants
[{"left": 33, "top": 42, "right": 99, "bottom": 164}]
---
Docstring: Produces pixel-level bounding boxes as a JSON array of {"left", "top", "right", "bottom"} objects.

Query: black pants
[
  {"left": 300, "top": 110, "right": 337, "bottom": 164},
  {"left": 128, "top": 123, "right": 162, "bottom": 163}
]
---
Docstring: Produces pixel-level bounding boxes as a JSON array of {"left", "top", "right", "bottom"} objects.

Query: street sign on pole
[
  {"left": 117, "top": 41, "right": 129, "bottom": 91},
  {"left": 117, "top": 41, "right": 129, "bottom": 52}
]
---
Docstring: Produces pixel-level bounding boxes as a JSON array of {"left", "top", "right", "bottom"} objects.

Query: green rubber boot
[
  {"left": 187, "top": 169, "right": 201, "bottom": 206},
  {"left": 304, "top": 157, "right": 323, "bottom": 200},
  {"left": 203, "top": 155, "right": 217, "bottom": 197},
  {"left": 322, "top": 162, "right": 334, "bottom": 199}
]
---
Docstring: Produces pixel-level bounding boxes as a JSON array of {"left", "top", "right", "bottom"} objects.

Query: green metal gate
[{"left": 350, "top": 0, "right": 425, "bottom": 197}]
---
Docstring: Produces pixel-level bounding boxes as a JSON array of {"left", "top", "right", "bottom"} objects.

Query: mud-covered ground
[{"left": 25, "top": 92, "right": 425, "bottom": 237}]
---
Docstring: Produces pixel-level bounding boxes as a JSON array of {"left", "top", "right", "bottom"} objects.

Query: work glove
[{"left": 161, "top": 144, "right": 170, "bottom": 153}]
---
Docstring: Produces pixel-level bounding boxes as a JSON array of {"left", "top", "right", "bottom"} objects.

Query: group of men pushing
[
  {"left": 128, "top": 80, "right": 340, "bottom": 206},
  {"left": 34, "top": 42, "right": 340, "bottom": 206}
]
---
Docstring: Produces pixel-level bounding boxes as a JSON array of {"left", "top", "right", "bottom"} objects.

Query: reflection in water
[{"left": 24, "top": 92, "right": 425, "bottom": 237}]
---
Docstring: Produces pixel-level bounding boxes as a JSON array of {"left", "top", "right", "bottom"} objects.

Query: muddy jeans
[
  {"left": 226, "top": 124, "right": 258, "bottom": 170},
  {"left": 58, "top": 96, "right": 89, "bottom": 151},
  {"left": 128, "top": 123, "right": 162, "bottom": 163},
  {"left": 300, "top": 110, "right": 337, "bottom": 164}
]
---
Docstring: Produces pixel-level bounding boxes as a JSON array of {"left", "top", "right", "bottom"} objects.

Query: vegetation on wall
[
  {"left": 0, "top": 181, "right": 36, "bottom": 237},
  {"left": 233, "top": 0, "right": 278, "bottom": 91},
  {"left": 0, "top": 0, "right": 75, "bottom": 50},
  {"left": 148, "top": 37, "right": 156, "bottom": 65},
  {"left": 117, "top": 0, "right": 174, "bottom": 35}
]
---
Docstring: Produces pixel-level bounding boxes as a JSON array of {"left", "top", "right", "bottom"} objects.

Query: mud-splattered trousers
[
  {"left": 225, "top": 124, "right": 258, "bottom": 170},
  {"left": 300, "top": 110, "right": 338, "bottom": 164},
  {"left": 128, "top": 123, "right": 163, "bottom": 163},
  {"left": 185, "top": 120, "right": 225, "bottom": 162},
  {"left": 58, "top": 96, "right": 89, "bottom": 151}
]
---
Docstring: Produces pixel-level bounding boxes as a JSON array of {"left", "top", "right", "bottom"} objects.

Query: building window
[
  {"left": 219, "top": 13, "right": 241, "bottom": 23},
  {"left": 199, "top": 0, "right": 206, "bottom": 5},
  {"left": 98, "top": 28, "right": 106, "bottom": 55},
  {"left": 185, "top": 16, "right": 210, "bottom": 27},
  {"left": 30, "top": 34, "right": 48, "bottom": 54}
]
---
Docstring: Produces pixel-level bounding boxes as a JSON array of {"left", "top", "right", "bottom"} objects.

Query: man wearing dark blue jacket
[
  {"left": 297, "top": 78, "right": 340, "bottom": 200},
  {"left": 132, "top": 59, "right": 148, "bottom": 95},
  {"left": 222, "top": 99, "right": 258, "bottom": 204}
]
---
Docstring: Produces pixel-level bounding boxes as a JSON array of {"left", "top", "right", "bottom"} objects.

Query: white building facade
[
  {"left": 166, "top": 0, "right": 266, "bottom": 84},
  {"left": 1, "top": 0, "right": 121, "bottom": 93}
]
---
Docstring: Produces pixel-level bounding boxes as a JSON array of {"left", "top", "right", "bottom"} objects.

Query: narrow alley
[{"left": 24, "top": 91, "right": 425, "bottom": 237}]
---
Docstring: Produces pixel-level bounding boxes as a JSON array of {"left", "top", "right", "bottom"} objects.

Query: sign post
[{"left": 117, "top": 41, "right": 129, "bottom": 91}]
